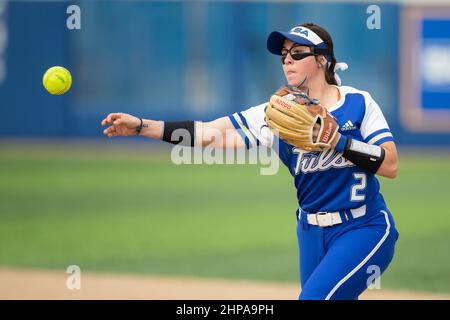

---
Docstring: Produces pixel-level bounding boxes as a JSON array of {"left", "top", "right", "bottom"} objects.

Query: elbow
[
  {"left": 388, "top": 166, "right": 398, "bottom": 179},
  {"left": 382, "top": 162, "right": 398, "bottom": 179},
  {"left": 377, "top": 143, "right": 398, "bottom": 179},
  {"left": 377, "top": 162, "right": 398, "bottom": 179}
]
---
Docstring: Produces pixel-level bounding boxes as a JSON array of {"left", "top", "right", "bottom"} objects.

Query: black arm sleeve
[{"left": 162, "top": 121, "right": 196, "bottom": 147}]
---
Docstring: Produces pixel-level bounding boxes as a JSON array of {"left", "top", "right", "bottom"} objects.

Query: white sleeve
[
  {"left": 228, "top": 103, "right": 274, "bottom": 149},
  {"left": 360, "top": 93, "right": 395, "bottom": 146}
]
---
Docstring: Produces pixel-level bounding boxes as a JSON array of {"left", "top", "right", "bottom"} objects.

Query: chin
[
  {"left": 286, "top": 75, "right": 307, "bottom": 87},
  {"left": 287, "top": 81, "right": 303, "bottom": 88}
]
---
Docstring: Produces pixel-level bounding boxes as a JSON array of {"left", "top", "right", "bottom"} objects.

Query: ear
[
  {"left": 315, "top": 55, "right": 327, "bottom": 68},
  {"left": 318, "top": 55, "right": 327, "bottom": 66}
]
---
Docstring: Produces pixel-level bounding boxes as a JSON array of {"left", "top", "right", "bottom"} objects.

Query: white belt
[{"left": 305, "top": 205, "right": 366, "bottom": 227}]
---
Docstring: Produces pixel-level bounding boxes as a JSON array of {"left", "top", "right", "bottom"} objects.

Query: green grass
[
  {"left": 0, "top": 144, "right": 449, "bottom": 293},
  {"left": 377, "top": 156, "right": 450, "bottom": 293}
]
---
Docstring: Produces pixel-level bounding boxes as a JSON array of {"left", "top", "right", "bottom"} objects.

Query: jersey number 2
[{"left": 351, "top": 173, "right": 366, "bottom": 201}]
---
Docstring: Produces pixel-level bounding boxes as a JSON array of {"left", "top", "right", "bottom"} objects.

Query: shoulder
[
  {"left": 339, "top": 85, "right": 381, "bottom": 116},
  {"left": 339, "top": 85, "right": 374, "bottom": 102}
]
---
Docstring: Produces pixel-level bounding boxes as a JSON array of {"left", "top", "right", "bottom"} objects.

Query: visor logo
[{"left": 290, "top": 27, "right": 308, "bottom": 37}]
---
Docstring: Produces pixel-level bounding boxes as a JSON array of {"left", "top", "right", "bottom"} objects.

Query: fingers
[
  {"left": 101, "top": 113, "right": 122, "bottom": 126},
  {"left": 312, "top": 124, "right": 320, "bottom": 140},
  {"left": 108, "top": 113, "right": 122, "bottom": 123},
  {"left": 103, "top": 125, "right": 117, "bottom": 137},
  {"left": 101, "top": 113, "right": 124, "bottom": 138}
]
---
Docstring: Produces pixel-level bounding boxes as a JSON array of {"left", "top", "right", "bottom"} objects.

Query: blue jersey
[{"left": 228, "top": 85, "right": 394, "bottom": 212}]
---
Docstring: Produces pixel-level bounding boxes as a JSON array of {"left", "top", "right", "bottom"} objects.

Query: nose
[{"left": 283, "top": 52, "right": 294, "bottom": 65}]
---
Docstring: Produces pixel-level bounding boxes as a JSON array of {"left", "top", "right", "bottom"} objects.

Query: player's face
[{"left": 281, "top": 39, "right": 319, "bottom": 87}]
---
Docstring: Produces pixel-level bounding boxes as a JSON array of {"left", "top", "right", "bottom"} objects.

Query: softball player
[{"left": 101, "top": 22, "right": 399, "bottom": 300}]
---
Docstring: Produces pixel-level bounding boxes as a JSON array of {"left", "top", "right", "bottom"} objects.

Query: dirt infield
[{"left": 1, "top": 268, "right": 449, "bottom": 300}]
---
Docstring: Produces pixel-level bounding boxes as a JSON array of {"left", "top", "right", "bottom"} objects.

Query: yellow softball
[{"left": 42, "top": 66, "right": 72, "bottom": 95}]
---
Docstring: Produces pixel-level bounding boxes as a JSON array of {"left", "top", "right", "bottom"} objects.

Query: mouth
[{"left": 286, "top": 70, "right": 296, "bottom": 76}]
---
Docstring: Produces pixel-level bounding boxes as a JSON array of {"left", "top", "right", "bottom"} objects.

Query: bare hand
[
  {"left": 313, "top": 123, "right": 320, "bottom": 142},
  {"left": 101, "top": 113, "right": 141, "bottom": 137}
]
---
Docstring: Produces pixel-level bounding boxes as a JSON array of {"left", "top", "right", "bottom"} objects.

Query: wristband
[
  {"left": 135, "top": 118, "right": 144, "bottom": 135},
  {"left": 342, "top": 138, "right": 385, "bottom": 174}
]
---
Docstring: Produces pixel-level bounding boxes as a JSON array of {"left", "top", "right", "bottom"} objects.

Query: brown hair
[{"left": 301, "top": 22, "right": 337, "bottom": 85}]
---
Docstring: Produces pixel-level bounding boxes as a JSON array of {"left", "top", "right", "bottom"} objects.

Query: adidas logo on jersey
[{"left": 340, "top": 120, "right": 357, "bottom": 131}]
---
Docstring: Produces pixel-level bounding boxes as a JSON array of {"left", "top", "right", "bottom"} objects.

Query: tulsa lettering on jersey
[{"left": 293, "top": 148, "right": 354, "bottom": 175}]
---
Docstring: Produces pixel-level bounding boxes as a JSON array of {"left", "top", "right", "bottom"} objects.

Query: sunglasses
[{"left": 281, "top": 45, "right": 330, "bottom": 65}]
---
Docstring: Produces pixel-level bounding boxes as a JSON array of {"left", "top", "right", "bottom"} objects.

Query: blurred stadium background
[{"left": 1, "top": 0, "right": 450, "bottom": 299}]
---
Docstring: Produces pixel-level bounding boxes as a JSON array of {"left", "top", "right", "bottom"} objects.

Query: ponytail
[{"left": 325, "top": 55, "right": 338, "bottom": 85}]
